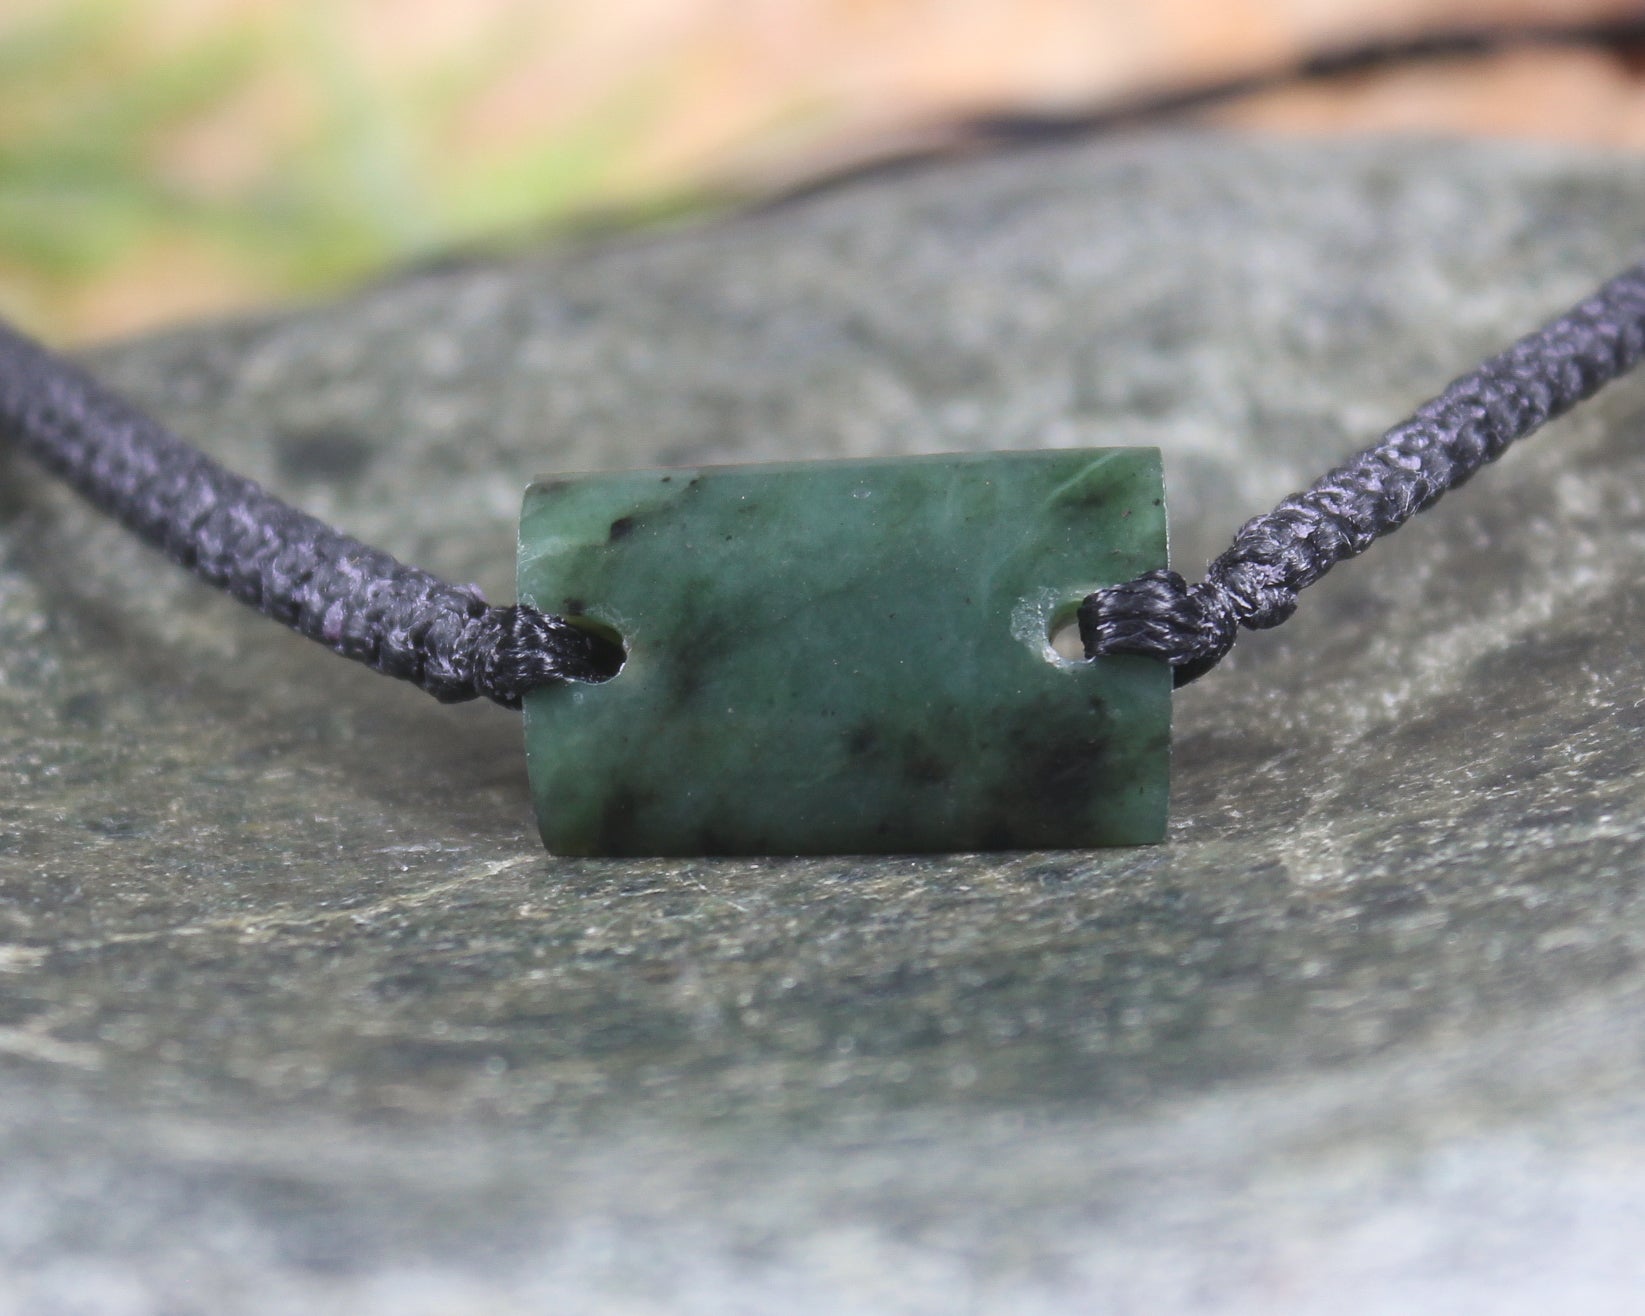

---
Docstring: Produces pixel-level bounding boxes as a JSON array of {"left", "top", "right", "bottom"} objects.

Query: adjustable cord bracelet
[
  {"left": 5, "top": 265, "right": 1645, "bottom": 856},
  {"left": 7, "top": 19, "right": 1645, "bottom": 857}
]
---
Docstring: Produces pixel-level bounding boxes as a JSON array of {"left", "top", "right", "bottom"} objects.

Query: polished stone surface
[
  {"left": 6, "top": 135, "right": 1645, "bottom": 1311},
  {"left": 518, "top": 450, "right": 1169, "bottom": 855}
]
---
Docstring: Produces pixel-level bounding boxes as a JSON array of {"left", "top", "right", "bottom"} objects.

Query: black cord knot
[
  {"left": 455, "top": 605, "right": 626, "bottom": 709},
  {"left": 1078, "top": 569, "right": 1238, "bottom": 687}
]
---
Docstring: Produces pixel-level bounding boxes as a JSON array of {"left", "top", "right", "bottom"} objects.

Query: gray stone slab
[{"left": 5, "top": 132, "right": 1645, "bottom": 1312}]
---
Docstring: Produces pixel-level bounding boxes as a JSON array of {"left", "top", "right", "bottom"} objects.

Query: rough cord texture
[
  {"left": 0, "top": 320, "right": 621, "bottom": 707},
  {"left": 1082, "top": 263, "right": 1645, "bottom": 685}
]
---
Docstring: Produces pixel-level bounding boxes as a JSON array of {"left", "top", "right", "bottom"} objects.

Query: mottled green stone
[{"left": 517, "top": 449, "right": 1169, "bottom": 855}]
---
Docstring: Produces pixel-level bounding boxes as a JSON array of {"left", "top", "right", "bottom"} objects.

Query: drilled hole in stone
[
  {"left": 566, "top": 617, "right": 628, "bottom": 682},
  {"left": 1047, "top": 604, "right": 1086, "bottom": 663}
]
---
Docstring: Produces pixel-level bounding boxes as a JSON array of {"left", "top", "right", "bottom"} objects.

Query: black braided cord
[
  {"left": 1081, "top": 263, "right": 1645, "bottom": 686},
  {"left": 9, "top": 265, "right": 1645, "bottom": 705},
  {"left": 0, "top": 320, "right": 622, "bottom": 707}
]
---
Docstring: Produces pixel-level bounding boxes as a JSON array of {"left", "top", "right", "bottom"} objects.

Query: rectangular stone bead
[{"left": 517, "top": 449, "right": 1170, "bottom": 856}]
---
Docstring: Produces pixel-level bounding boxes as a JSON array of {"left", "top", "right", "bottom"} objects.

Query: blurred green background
[{"left": 4, "top": 0, "right": 1642, "bottom": 344}]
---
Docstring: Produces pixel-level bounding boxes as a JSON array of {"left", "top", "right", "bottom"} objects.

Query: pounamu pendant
[{"left": 517, "top": 449, "right": 1170, "bottom": 856}]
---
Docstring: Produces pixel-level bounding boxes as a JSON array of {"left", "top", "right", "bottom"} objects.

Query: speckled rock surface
[{"left": 6, "top": 134, "right": 1645, "bottom": 1313}]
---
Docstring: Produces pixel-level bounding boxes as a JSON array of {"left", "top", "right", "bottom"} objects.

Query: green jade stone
[{"left": 517, "top": 449, "right": 1170, "bottom": 856}]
